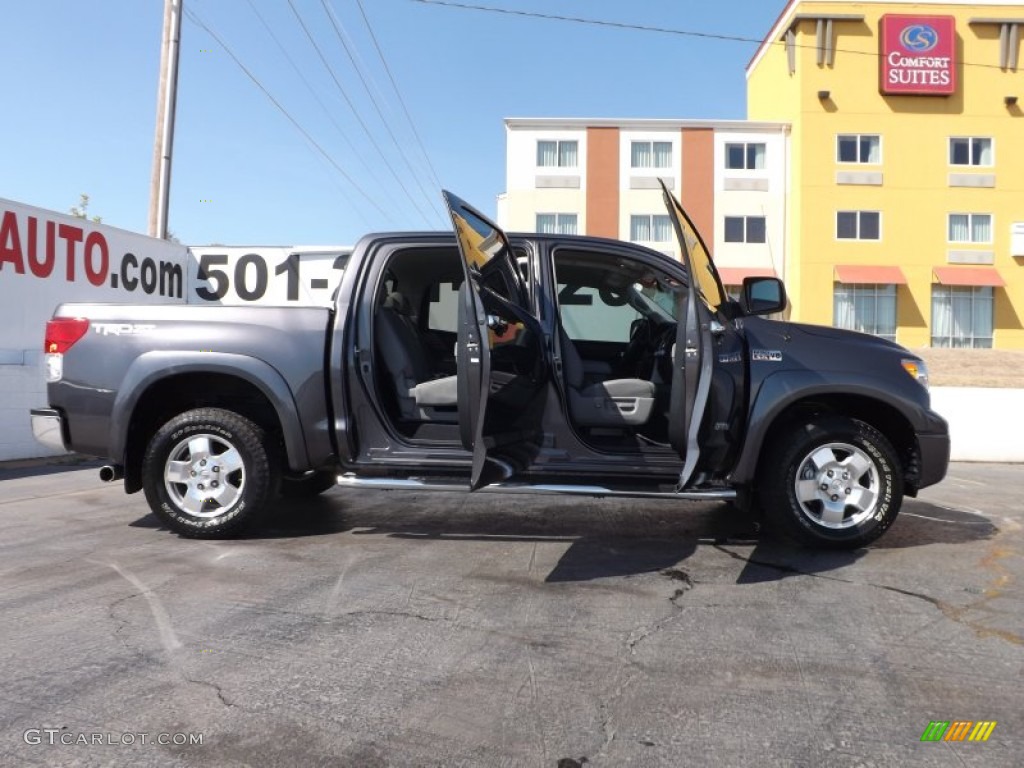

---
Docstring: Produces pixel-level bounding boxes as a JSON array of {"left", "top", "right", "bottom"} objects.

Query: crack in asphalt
[
  {"left": 180, "top": 673, "right": 236, "bottom": 708},
  {"left": 712, "top": 545, "right": 1023, "bottom": 647},
  {"left": 339, "top": 609, "right": 448, "bottom": 623}
]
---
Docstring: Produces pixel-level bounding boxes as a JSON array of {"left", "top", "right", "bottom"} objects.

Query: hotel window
[
  {"left": 536, "top": 140, "right": 578, "bottom": 168},
  {"left": 948, "top": 213, "right": 992, "bottom": 244},
  {"left": 837, "top": 211, "right": 880, "bottom": 241},
  {"left": 536, "top": 213, "right": 578, "bottom": 235},
  {"left": 630, "top": 214, "right": 672, "bottom": 242},
  {"left": 931, "top": 286, "right": 993, "bottom": 348},
  {"left": 834, "top": 284, "right": 897, "bottom": 341},
  {"left": 949, "top": 137, "right": 992, "bottom": 167},
  {"left": 724, "top": 216, "right": 767, "bottom": 244},
  {"left": 631, "top": 141, "right": 672, "bottom": 169},
  {"left": 725, "top": 142, "right": 766, "bottom": 170},
  {"left": 837, "top": 134, "right": 881, "bottom": 164}
]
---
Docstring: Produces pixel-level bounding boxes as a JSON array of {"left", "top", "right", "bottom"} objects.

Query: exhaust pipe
[{"left": 99, "top": 465, "right": 124, "bottom": 482}]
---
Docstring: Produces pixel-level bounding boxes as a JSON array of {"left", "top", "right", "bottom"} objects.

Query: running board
[{"left": 336, "top": 474, "right": 736, "bottom": 501}]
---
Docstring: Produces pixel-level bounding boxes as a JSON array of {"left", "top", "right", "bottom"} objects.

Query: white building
[{"left": 499, "top": 117, "right": 791, "bottom": 290}]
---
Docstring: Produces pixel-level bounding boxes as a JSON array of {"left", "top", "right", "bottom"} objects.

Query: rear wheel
[
  {"left": 142, "top": 408, "right": 279, "bottom": 538},
  {"left": 761, "top": 416, "right": 902, "bottom": 549}
]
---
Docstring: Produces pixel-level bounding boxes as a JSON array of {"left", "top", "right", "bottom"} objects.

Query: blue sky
[{"left": 1, "top": 1, "right": 784, "bottom": 245}]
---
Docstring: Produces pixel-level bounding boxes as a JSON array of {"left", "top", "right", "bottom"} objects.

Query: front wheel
[
  {"left": 142, "top": 408, "right": 280, "bottom": 538},
  {"left": 760, "top": 416, "right": 903, "bottom": 549}
]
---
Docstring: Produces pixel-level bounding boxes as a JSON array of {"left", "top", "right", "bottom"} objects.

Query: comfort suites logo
[
  {"left": 900, "top": 24, "right": 939, "bottom": 53},
  {"left": 880, "top": 15, "right": 956, "bottom": 95}
]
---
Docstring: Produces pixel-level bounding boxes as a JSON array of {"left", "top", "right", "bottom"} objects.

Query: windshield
[{"left": 661, "top": 183, "right": 725, "bottom": 314}]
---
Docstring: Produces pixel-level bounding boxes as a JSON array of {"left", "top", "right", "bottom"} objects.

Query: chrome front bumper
[{"left": 30, "top": 408, "right": 68, "bottom": 453}]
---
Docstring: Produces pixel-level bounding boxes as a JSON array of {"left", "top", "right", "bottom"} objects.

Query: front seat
[
  {"left": 375, "top": 291, "right": 458, "bottom": 421},
  {"left": 559, "top": 329, "right": 655, "bottom": 427}
]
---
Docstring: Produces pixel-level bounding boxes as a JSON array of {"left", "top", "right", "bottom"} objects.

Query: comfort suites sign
[{"left": 880, "top": 15, "right": 957, "bottom": 95}]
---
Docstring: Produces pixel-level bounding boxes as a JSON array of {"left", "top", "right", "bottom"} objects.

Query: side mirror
[{"left": 740, "top": 276, "right": 787, "bottom": 316}]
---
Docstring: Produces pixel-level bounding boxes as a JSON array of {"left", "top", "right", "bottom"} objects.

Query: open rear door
[
  {"left": 659, "top": 179, "right": 727, "bottom": 490},
  {"left": 443, "top": 191, "right": 548, "bottom": 490}
]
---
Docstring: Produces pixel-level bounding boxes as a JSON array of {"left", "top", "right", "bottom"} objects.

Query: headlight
[{"left": 901, "top": 358, "right": 929, "bottom": 389}]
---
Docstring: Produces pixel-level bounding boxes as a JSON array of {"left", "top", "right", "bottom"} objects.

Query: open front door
[
  {"left": 659, "top": 179, "right": 727, "bottom": 490},
  {"left": 443, "top": 191, "right": 548, "bottom": 490}
]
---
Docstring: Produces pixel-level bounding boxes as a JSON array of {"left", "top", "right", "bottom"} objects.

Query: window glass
[
  {"left": 950, "top": 137, "right": 992, "bottom": 166},
  {"left": 652, "top": 215, "right": 672, "bottom": 242},
  {"left": 558, "top": 286, "right": 639, "bottom": 343},
  {"left": 834, "top": 283, "right": 897, "bottom": 341},
  {"left": 726, "top": 142, "right": 766, "bottom": 170},
  {"left": 630, "top": 215, "right": 652, "bottom": 241},
  {"left": 747, "top": 217, "right": 767, "bottom": 243},
  {"left": 554, "top": 251, "right": 681, "bottom": 341},
  {"left": 653, "top": 142, "right": 672, "bottom": 167},
  {"left": 860, "top": 212, "right": 880, "bottom": 240},
  {"left": 537, "top": 140, "right": 577, "bottom": 167},
  {"left": 631, "top": 141, "right": 673, "bottom": 169},
  {"left": 630, "top": 215, "right": 672, "bottom": 242},
  {"left": 427, "top": 281, "right": 460, "bottom": 333},
  {"left": 949, "top": 213, "right": 992, "bottom": 243},
  {"left": 726, "top": 144, "right": 746, "bottom": 169},
  {"left": 724, "top": 217, "right": 745, "bottom": 243},
  {"left": 559, "top": 141, "right": 578, "bottom": 167},
  {"left": 537, "top": 213, "right": 578, "bottom": 235},
  {"left": 837, "top": 212, "right": 858, "bottom": 239},
  {"left": 837, "top": 211, "right": 879, "bottom": 240},
  {"left": 537, "top": 141, "right": 556, "bottom": 167},
  {"left": 747, "top": 143, "right": 766, "bottom": 170},
  {"left": 838, "top": 136, "right": 858, "bottom": 162},
  {"left": 631, "top": 141, "right": 651, "bottom": 168},
  {"left": 931, "top": 286, "right": 993, "bottom": 348},
  {"left": 837, "top": 134, "right": 880, "bottom": 163}
]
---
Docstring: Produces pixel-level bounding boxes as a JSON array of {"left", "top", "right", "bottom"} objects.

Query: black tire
[
  {"left": 760, "top": 416, "right": 903, "bottom": 549},
  {"left": 142, "top": 408, "right": 280, "bottom": 538},
  {"left": 279, "top": 470, "right": 337, "bottom": 498}
]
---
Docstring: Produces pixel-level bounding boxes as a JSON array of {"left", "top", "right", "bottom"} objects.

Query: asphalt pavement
[{"left": 0, "top": 459, "right": 1020, "bottom": 767}]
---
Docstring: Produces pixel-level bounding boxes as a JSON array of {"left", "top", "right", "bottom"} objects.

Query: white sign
[
  {"left": 0, "top": 196, "right": 352, "bottom": 460},
  {"left": 1012, "top": 222, "right": 1024, "bottom": 258},
  {"left": 0, "top": 198, "right": 189, "bottom": 351},
  {"left": 187, "top": 247, "right": 350, "bottom": 307}
]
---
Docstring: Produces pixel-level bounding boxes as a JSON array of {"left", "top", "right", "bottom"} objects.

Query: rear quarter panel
[{"left": 48, "top": 304, "right": 333, "bottom": 469}]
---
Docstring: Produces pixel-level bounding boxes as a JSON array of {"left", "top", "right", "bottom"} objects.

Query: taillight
[{"left": 44, "top": 317, "right": 90, "bottom": 354}]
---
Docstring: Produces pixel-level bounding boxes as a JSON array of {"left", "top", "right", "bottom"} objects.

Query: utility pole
[{"left": 148, "top": 0, "right": 182, "bottom": 239}]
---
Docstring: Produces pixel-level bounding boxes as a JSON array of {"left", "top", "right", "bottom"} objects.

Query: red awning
[
  {"left": 834, "top": 265, "right": 907, "bottom": 284},
  {"left": 933, "top": 266, "right": 1005, "bottom": 287},
  {"left": 718, "top": 267, "right": 777, "bottom": 285}
]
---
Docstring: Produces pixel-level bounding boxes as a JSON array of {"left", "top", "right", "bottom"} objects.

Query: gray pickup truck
[{"left": 31, "top": 186, "right": 949, "bottom": 548}]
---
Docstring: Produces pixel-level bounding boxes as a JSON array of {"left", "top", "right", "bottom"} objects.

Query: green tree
[{"left": 69, "top": 193, "right": 102, "bottom": 223}]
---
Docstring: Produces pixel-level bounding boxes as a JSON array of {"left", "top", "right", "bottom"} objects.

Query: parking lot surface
[{"left": 0, "top": 460, "right": 1021, "bottom": 767}]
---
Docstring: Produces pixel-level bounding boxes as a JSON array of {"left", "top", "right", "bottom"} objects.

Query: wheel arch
[
  {"left": 731, "top": 376, "right": 924, "bottom": 494},
  {"left": 114, "top": 353, "right": 310, "bottom": 493}
]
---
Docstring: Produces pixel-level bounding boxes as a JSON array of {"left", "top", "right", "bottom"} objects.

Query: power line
[
  {"left": 321, "top": 0, "right": 446, "bottom": 224},
  {"left": 183, "top": 6, "right": 392, "bottom": 224},
  {"left": 411, "top": 0, "right": 765, "bottom": 45},
  {"left": 287, "top": 0, "right": 436, "bottom": 228},
  {"left": 355, "top": 0, "right": 444, "bottom": 191},
  {"left": 242, "top": 0, "right": 376, "bottom": 183},
  {"left": 410, "top": 0, "right": 1013, "bottom": 71}
]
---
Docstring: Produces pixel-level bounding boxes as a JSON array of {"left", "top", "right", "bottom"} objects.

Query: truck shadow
[{"left": 143, "top": 493, "right": 995, "bottom": 584}]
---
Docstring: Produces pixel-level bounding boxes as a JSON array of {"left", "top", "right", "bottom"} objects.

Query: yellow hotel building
[{"left": 748, "top": 0, "right": 1023, "bottom": 348}]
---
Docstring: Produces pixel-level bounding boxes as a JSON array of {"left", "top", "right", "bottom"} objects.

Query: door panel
[
  {"left": 444, "top": 191, "right": 548, "bottom": 490},
  {"left": 660, "top": 180, "right": 725, "bottom": 490}
]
